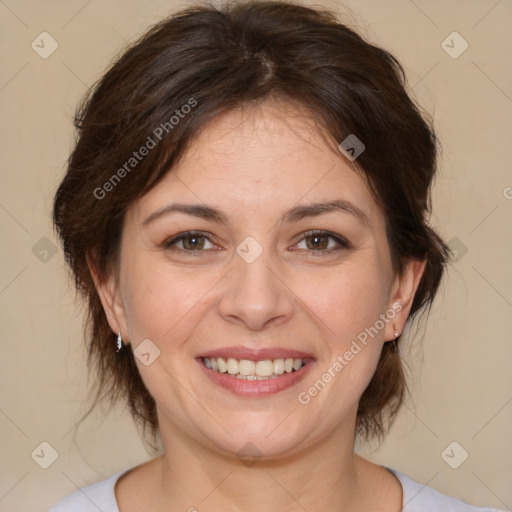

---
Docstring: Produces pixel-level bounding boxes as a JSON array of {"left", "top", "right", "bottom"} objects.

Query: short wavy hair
[{"left": 52, "top": 0, "right": 450, "bottom": 449}]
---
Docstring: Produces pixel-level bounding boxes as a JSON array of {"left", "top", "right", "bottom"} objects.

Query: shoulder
[
  {"left": 47, "top": 471, "right": 126, "bottom": 512},
  {"left": 387, "top": 468, "right": 505, "bottom": 512}
]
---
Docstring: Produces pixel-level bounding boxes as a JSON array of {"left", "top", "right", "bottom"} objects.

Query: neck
[{"left": 154, "top": 418, "right": 370, "bottom": 512}]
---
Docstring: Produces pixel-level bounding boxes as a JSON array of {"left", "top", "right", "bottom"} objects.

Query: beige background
[{"left": 0, "top": 0, "right": 511, "bottom": 510}]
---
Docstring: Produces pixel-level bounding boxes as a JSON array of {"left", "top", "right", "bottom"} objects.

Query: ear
[
  {"left": 384, "top": 258, "right": 427, "bottom": 341},
  {"left": 86, "top": 249, "right": 129, "bottom": 345}
]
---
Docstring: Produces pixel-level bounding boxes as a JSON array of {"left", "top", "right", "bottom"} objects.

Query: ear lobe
[
  {"left": 86, "top": 249, "right": 127, "bottom": 339},
  {"left": 386, "top": 258, "right": 427, "bottom": 341}
]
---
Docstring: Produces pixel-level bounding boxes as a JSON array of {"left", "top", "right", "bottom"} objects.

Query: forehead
[
  {"left": 181, "top": 100, "right": 344, "bottom": 176},
  {"left": 127, "top": 101, "right": 384, "bottom": 229}
]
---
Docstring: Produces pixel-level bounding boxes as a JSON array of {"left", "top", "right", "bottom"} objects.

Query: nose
[{"left": 218, "top": 242, "right": 295, "bottom": 331}]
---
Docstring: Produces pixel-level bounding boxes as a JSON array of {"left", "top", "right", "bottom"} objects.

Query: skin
[{"left": 89, "top": 99, "right": 426, "bottom": 511}]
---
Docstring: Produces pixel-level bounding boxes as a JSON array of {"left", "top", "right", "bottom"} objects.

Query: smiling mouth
[{"left": 201, "top": 356, "right": 308, "bottom": 380}]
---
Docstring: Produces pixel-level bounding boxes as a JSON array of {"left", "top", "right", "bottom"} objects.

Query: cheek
[
  {"left": 295, "top": 258, "right": 390, "bottom": 344},
  {"left": 122, "top": 256, "right": 217, "bottom": 350},
  {"left": 292, "top": 254, "right": 390, "bottom": 401},
  {"left": 121, "top": 259, "right": 215, "bottom": 408}
]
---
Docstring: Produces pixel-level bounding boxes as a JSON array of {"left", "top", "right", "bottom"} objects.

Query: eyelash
[{"left": 161, "top": 230, "right": 351, "bottom": 256}]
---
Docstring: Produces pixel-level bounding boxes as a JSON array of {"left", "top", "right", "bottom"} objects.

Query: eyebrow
[{"left": 142, "top": 199, "right": 370, "bottom": 228}]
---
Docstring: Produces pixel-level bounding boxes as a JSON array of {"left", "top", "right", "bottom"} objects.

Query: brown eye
[
  {"left": 181, "top": 234, "right": 207, "bottom": 250},
  {"left": 305, "top": 234, "right": 329, "bottom": 250},
  {"left": 163, "top": 231, "right": 214, "bottom": 252},
  {"left": 296, "top": 231, "right": 350, "bottom": 253}
]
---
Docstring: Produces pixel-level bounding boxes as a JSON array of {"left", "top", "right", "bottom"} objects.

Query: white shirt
[{"left": 47, "top": 467, "right": 505, "bottom": 511}]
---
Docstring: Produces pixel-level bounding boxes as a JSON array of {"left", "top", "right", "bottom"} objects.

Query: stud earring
[
  {"left": 116, "top": 332, "right": 123, "bottom": 352},
  {"left": 391, "top": 324, "right": 399, "bottom": 353}
]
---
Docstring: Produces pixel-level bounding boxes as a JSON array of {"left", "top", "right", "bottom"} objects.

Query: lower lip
[{"left": 196, "top": 358, "right": 315, "bottom": 397}]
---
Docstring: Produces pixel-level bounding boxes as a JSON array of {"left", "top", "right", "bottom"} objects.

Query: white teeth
[
  {"left": 217, "top": 357, "right": 227, "bottom": 373},
  {"left": 273, "top": 358, "right": 285, "bottom": 375},
  {"left": 203, "top": 356, "right": 307, "bottom": 377},
  {"left": 227, "top": 358, "right": 239, "bottom": 374},
  {"left": 255, "top": 360, "right": 274, "bottom": 377},
  {"left": 239, "top": 359, "right": 256, "bottom": 376}
]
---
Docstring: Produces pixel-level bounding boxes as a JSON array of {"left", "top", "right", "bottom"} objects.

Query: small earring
[
  {"left": 116, "top": 332, "right": 123, "bottom": 352},
  {"left": 391, "top": 324, "right": 399, "bottom": 353}
]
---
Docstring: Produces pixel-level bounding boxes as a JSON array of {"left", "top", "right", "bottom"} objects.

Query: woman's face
[{"left": 97, "top": 101, "right": 423, "bottom": 459}]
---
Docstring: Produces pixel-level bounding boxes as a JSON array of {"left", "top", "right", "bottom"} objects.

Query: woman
[{"left": 49, "top": 1, "right": 503, "bottom": 510}]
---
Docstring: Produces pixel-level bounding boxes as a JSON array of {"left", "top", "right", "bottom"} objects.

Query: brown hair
[{"left": 52, "top": 0, "right": 450, "bottom": 448}]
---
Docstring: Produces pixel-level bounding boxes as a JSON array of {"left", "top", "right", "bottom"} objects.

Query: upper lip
[{"left": 199, "top": 346, "right": 315, "bottom": 361}]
